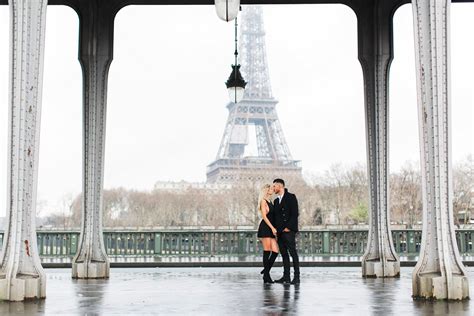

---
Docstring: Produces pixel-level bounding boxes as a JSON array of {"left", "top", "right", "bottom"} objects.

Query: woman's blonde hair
[{"left": 258, "top": 184, "right": 272, "bottom": 213}]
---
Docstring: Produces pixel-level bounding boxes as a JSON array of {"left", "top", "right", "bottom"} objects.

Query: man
[{"left": 272, "top": 178, "right": 300, "bottom": 284}]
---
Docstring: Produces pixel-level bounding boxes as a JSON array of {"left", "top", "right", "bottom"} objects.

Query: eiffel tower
[{"left": 207, "top": 6, "right": 302, "bottom": 184}]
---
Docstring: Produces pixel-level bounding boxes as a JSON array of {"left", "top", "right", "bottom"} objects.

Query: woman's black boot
[
  {"left": 261, "top": 252, "right": 278, "bottom": 274},
  {"left": 262, "top": 251, "right": 273, "bottom": 283},
  {"left": 263, "top": 272, "right": 274, "bottom": 284}
]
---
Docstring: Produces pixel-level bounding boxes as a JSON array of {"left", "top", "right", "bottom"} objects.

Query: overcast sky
[{"left": 0, "top": 4, "right": 472, "bottom": 217}]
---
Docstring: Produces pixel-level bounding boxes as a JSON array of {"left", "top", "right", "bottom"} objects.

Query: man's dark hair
[{"left": 273, "top": 178, "right": 285, "bottom": 187}]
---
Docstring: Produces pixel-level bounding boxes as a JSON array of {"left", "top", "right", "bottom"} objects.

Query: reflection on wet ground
[
  {"left": 0, "top": 267, "right": 472, "bottom": 315},
  {"left": 39, "top": 255, "right": 474, "bottom": 263}
]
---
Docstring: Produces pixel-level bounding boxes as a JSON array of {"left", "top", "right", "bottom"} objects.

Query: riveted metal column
[
  {"left": 357, "top": 0, "right": 400, "bottom": 278},
  {"left": 0, "top": 0, "right": 48, "bottom": 301},
  {"left": 411, "top": 0, "right": 469, "bottom": 300},
  {"left": 72, "top": 1, "right": 116, "bottom": 279}
]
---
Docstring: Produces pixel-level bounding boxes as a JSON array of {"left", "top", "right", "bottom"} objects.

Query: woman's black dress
[{"left": 257, "top": 200, "right": 275, "bottom": 238}]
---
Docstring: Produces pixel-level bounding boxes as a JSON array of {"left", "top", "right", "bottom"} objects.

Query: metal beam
[
  {"left": 411, "top": 0, "right": 469, "bottom": 300},
  {"left": 0, "top": 0, "right": 48, "bottom": 301},
  {"left": 71, "top": 0, "right": 114, "bottom": 279},
  {"left": 0, "top": 0, "right": 472, "bottom": 9},
  {"left": 358, "top": 0, "right": 401, "bottom": 278}
]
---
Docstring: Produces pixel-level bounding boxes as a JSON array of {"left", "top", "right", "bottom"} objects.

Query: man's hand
[{"left": 283, "top": 228, "right": 290, "bottom": 232}]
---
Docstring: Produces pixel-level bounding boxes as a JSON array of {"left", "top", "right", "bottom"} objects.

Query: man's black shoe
[
  {"left": 290, "top": 277, "right": 300, "bottom": 285},
  {"left": 274, "top": 276, "right": 290, "bottom": 284}
]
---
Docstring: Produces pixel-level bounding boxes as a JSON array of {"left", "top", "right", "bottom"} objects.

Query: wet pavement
[{"left": 0, "top": 267, "right": 472, "bottom": 315}]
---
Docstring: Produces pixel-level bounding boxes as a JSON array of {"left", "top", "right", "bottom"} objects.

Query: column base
[
  {"left": 413, "top": 273, "right": 469, "bottom": 300},
  {"left": 362, "top": 260, "right": 400, "bottom": 278},
  {"left": 72, "top": 261, "right": 110, "bottom": 279},
  {"left": 0, "top": 275, "right": 46, "bottom": 301}
]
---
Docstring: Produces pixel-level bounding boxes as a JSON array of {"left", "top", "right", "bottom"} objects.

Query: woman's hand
[{"left": 272, "top": 227, "right": 277, "bottom": 236}]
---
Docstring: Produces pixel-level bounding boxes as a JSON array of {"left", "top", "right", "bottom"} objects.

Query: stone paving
[{"left": 0, "top": 267, "right": 472, "bottom": 315}]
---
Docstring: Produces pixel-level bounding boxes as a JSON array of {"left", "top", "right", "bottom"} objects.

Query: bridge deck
[
  {"left": 37, "top": 255, "right": 474, "bottom": 268},
  {"left": 0, "top": 267, "right": 472, "bottom": 315}
]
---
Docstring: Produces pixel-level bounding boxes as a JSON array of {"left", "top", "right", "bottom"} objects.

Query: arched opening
[
  {"left": 390, "top": 3, "right": 474, "bottom": 228},
  {"left": 0, "top": 6, "right": 81, "bottom": 227},
  {"left": 105, "top": 4, "right": 364, "bottom": 228}
]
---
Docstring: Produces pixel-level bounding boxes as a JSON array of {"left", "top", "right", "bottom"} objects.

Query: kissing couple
[{"left": 257, "top": 178, "right": 300, "bottom": 284}]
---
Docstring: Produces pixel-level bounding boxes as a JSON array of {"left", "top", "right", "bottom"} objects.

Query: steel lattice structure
[{"left": 207, "top": 6, "right": 302, "bottom": 183}]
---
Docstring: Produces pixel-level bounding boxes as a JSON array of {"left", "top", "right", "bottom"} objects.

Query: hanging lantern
[
  {"left": 225, "top": 15, "right": 246, "bottom": 104},
  {"left": 215, "top": 0, "right": 240, "bottom": 22},
  {"left": 226, "top": 65, "right": 247, "bottom": 103}
]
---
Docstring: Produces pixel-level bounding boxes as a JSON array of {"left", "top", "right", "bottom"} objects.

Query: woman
[{"left": 257, "top": 184, "right": 279, "bottom": 284}]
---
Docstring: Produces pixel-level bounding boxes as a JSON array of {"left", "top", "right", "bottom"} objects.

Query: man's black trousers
[{"left": 277, "top": 231, "right": 300, "bottom": 278}]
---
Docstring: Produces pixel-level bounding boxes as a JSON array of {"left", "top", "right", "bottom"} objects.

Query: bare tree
[
  {"left": 390, "top": 161, "right": 422, "bottom": 228},
  {"left": 453, "top": 155, "right": 473, "bottom": 225},
  {"left": 39, "top": 157, "right": 472, "bottom": 229}
]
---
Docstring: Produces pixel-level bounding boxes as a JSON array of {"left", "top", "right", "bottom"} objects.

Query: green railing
[{"left": 0, "top": 230, "right": 473, "bottom": 257}]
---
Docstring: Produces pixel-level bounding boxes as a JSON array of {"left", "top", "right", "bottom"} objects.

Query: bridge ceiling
[{"left": 0, "top": 0, "right": 473, "bottom": 16}]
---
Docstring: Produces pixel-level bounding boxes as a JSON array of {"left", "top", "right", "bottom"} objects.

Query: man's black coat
[{"left": 274, "top": 188, "right": 299, "bottom": 233}]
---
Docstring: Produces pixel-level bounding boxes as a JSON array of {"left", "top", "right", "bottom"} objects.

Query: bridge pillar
[
  {"left": 357, "top": 2, "right": 400, "bottom": 278},
  {"left": 0, "top": 0, "right": 48, "bottom": 301},
  {"left": 71, "top": 2, "right": 116, "bottom": 279},
  {"left": 411, "top": 0, "right": 469, "bottom": 300}
]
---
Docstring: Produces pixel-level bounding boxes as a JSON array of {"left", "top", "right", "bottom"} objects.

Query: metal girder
[
  {"left": 359, "top": 0, "right": 400, "bottom": 278},
  {"left": 0, "top": 0, "right": 48, "bottom": 301},
  {"left": 71, "top": 1, "right": 114, "bottom": 279},
  {"left": 411, "top": 0, "right": 469, "bottom": 300},
  {"left": 0, "top": 0, "right": 472, "bottom": 15}
]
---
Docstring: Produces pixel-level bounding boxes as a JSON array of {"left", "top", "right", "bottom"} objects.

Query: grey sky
[{"left": 0, "top": 4, "right": 473, "bottom": 216}]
